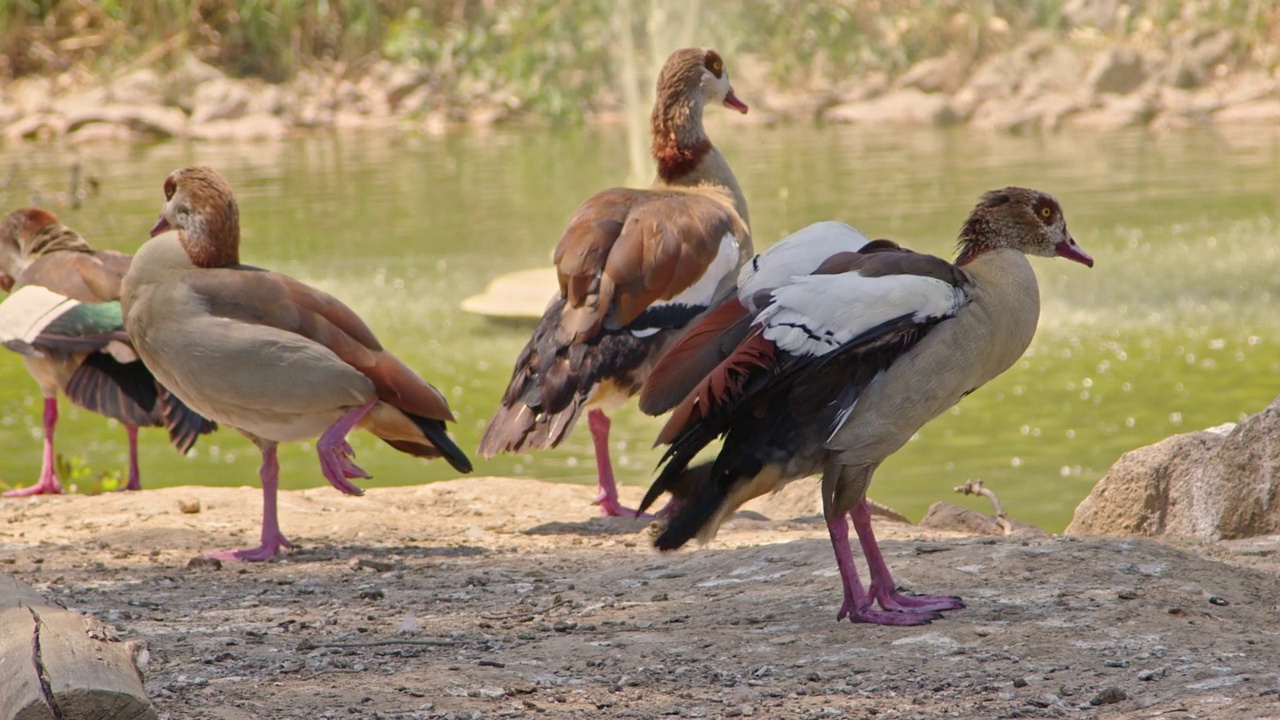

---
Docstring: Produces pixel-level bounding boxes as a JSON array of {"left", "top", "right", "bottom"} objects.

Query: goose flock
[{"left": 0, "top": 47, "right": 1092, "bottom": 625}]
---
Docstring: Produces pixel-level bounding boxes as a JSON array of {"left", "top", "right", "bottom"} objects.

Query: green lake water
[{"left": 1, "top": 123, "right": 1277, "bottom": 532}]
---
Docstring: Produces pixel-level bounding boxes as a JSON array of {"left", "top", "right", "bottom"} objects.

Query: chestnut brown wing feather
[
  {"left": 551, "top": 187, "right": 746, "bottom": 343},
  {"left": 17, "top": 251, "right": 129, "bottom": 303},
  {"left": 181, "top": 268, "right": 455, "bottom": 422}
]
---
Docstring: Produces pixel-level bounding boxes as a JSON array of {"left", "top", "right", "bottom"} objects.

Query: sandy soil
[{"left": 2, "top": 477, "right": 1279, "bottom": 720}]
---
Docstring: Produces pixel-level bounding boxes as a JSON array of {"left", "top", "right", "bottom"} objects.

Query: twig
[
  {"left": 953, "top": 479, "right": 1013, "bottom": 536},
  {"left": 298, "top": 638, "right": 463, "bottom": 651},
  {"left": 866, "top": 498, "right": 912, "bottom": 524},
  {"left": 479, "top": 598, "right": 569, "bottom": 621}
]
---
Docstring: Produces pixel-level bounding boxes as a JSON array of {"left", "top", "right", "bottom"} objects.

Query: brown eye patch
[
  {"left": 704, "top": 50, "right": 724, "bottom": 78},
  {"left": 163, "top": 176, "right": 176, "bottom": 201},
  {"left": 1036, "top": 196, "right": 1061, "bottom": 225}
]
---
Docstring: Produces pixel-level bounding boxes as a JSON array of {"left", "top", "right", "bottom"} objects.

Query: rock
[
  {"left": 1213, "top": 99, "right": 1280, "bottom": 124},
  {"left": 64, "top": 104, "right": 187, "bottom": 139},
  {"left": 1167, "top": 29, "right": 1237, "bottom": 89},
  {"left": 386, "top": 64, "right": 429, "bottom": 111},
  {"left": 951, "top": 33, "right": 1059, "bottom": 117},
  {"left": 1149, "top": 86, "right": 1218, "bottom": 129},
  {"left": 192, "top": 113, "right": 288, "bottom": 141},
  {"left": 919, "top": 502, "right": 1047, "bottom": 537},
  {"left": 53, "top": 87, "right": 113, "bottom": 117},
  {"left": 1069, "top": 396, "right": 1280, "bottom": 540},
  {"left": 741, "top": 479, "right": 821, "bottom": 520},
  {"left": 1063, "top": 91, "right": 1157, "bottom": 129},
  {"left": 1085, "top": 46, "right": 1149, "bottom": 95},
  {"left": 895, "top": 54, "right": 966, "bottom": 94},
  {"left": 109, "top": 68, "right": 165, "bottom": 106},
  {"left": 5, "top": 113, "right": 68, "bottom": 142},
  {"left": 165, "top": 54, "right": 226, "bottom": 111},
  {"left": 0, "top": 95, "right": 21, "bottom": 126},
  {"left": 1090, "top": 687, "right": 1127, "bottom": 706},
  {"left": 1062, "top": 0, "right": 1126, "bottom": 33},
  {"left": 1067, "top": 426, "right": 1228, "bottom": 536},
  {"left": 970, "top": 91, "right": 1084, "bottom": 133},
  {"left": 192, "top": 78, "right": 253, "bottom": 124},
  {"left": 824, "top": 88, "right": 959, "bottom": 126},
  {"left": 67, "top": 122, "right": 143, "bottom": 144}
]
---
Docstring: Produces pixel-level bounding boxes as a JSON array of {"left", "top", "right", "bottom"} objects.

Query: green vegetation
[{"left": 1, "top": 0, "right": 1275, "bottom": 121}]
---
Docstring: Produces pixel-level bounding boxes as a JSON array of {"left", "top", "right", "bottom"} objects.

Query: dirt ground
[{"left": 2, "top": 478, "right": 1279, "bottom": 720}]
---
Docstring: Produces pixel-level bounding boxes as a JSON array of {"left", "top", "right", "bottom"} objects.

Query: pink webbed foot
[
  {"left": 211, "top": 444, "right": 295, "bottom": 561},
  {"left": 829, "top": 510, "right": 946, "bottom": 626},
  {"left": 207, "top": 532, "right": 294, "bottom": 562},
  {"left": 591, "top": 487, "right": 650, "bottom": 519},
  {"left": 316, "top": 401, "right": 376, "bottom": 496},
  {"left": 850, "top": 499, "right": 964, "bottom": 617},
  {"left": 2, "top": 473, "right": 64, "bottom": 497},
  {"left": 837, "top": 597, "right": 942, "bottom": 626},
  {"left": 871, "top": 585, "right": 965, "bottom": 614}
]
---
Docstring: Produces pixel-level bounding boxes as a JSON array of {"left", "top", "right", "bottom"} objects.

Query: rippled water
[{"left": 1, "top": 123, "right": 1277, "bottom": 531}]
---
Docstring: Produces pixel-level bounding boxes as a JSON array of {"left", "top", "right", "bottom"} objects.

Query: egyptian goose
[
  {"left": 0, "top": 208, "right": 215, "bottom": 496},
  {"left": 478, "top": 47, "right": 751, "bottom": 517},
  {"left": 638, "top": 188, "right": 1093, "bottom": 625},
  {"left": 120, "top": 166, "right": 472, "bottom": 560}
]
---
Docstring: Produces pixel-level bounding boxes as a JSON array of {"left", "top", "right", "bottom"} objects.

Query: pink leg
[
  {"left": 316, "top": 400, "right": 375, "bottom": 496},
  {"left": 828, "top": 513, "right": 939, "bottom": 625},
  {"left": 208, "top": 444, "right": 293, "bottom": 561},
  {"left": 587, "top": 410, "right": 646, "bottom": 518},
  {"left": 120, "top": 425, "right": 142, "bottom": 491},
  {"left": 851, "top": 499, "right": 964, "bottom": 613},
  {"left": 4, "top": 397, "right": 65, "bottom": 497}
]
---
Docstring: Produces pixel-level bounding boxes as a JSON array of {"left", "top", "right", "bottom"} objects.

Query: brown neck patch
[
  {"left": 654, "top": 137, "right": 711, "bottom": 183},
  {"left": 180, "top": 200, "right": 240, "bottom": 268},
  {"left": 954, "top": 244, "right": 992, "bottom": 266}
]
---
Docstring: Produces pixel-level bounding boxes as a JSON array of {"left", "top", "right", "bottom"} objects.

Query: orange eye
[
  {"left": 1040, "top": 206, "right": 1052, "bottom": 219},
  {"left": 163, "top": 177, "right": 176, "bottom": 200}
]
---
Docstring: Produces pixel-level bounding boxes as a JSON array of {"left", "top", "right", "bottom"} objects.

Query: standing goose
[
  {"left": 479, "top": 47, "right": 751, "bottom": 517},
  {"left": 639, "top": 188, "right": 1093, "bottom": 625},
  {"left": 120, "top": 166, "right": 472, "bottom": 560},
  {"left": 0, "top": 208, "right": 215, "bottom": 496}
]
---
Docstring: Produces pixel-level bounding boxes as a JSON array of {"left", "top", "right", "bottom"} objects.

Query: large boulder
[{"left": 1068, "top": 396, "right": 1280, "bottom": 540}]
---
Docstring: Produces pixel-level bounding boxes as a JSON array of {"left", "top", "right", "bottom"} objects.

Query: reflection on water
[{"left": 0, "top": 124, "right": 1277, "bottom": 531}]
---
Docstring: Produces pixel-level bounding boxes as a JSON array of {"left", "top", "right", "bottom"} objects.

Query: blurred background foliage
[{"left": 1, "top": 0, "right": 1277, "bottom": 122}]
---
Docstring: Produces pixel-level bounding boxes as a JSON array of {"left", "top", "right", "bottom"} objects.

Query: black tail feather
[
  {"left": 64, "top": 352, "right": 161, "bottom": 427},
  {"left": 159, "top": 388, "right": 217, "bottom": 453}
]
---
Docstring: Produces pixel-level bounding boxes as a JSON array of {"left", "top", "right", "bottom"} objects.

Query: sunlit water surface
[{"left": 1, "top": 123, "right": 1277, "bottom": 532}]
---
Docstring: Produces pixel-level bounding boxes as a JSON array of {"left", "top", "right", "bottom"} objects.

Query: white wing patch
[
  {"left": 630, "top": 232, "right": 739, "bottom": 338},
  {"left": 738, "top": 221, "right": 870, "bottom": 311},
  {"left": 0, "top": 285, "right": 81, "bottom": 355},
  {"left": 758, "top": 272, "right": 967, "bottom": 357}
]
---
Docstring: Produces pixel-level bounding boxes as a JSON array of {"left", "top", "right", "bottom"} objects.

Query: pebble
[{"left": 1090, "top": 687, "right": 1127, "bottom": 706}]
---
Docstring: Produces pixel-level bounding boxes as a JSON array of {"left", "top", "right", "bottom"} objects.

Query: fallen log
[{"left": 0, "top": 574, "right": 156, "bottom": 720}]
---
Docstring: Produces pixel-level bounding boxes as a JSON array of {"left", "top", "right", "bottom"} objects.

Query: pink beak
[
  {"left": 150, "top": 215, "right": 171, "bottom": 237},
  {"left": 1055, "top": 232, "right": 1094, "bottom": 268},
  {"left": 723, "top": 88, "right": 749, "bottom": 114},
  {"left": 0, "top": 274, "right": 13, "bottom": 293}
]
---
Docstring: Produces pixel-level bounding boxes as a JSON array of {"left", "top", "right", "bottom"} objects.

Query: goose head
[{"left": 151, "top": 166, "right": 241, "bottom": 268}]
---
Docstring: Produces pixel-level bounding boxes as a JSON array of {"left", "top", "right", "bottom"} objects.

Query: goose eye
[
  {"left": 163, "top": 177, "right": 176, "bottom": 201},
  {"left": 704, "top": 51, "right": 724, "bottom": 78},
  {"left": 1040, "top": 206, "right": 1052, "bottom": 219}
]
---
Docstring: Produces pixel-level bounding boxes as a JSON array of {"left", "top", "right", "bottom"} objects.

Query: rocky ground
[
  {"left": 2, "top": 24, "right": 1279, "bottom": 146},
  {"left": 2, "top": 478, "right": 1279, "bottom": 720}
]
